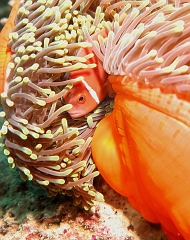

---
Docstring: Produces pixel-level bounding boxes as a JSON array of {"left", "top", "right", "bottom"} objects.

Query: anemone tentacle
[{"left": 84, "top": 0, "right": 190, "bottom": 97}]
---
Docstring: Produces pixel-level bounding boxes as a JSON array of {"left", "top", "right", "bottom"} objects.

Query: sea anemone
[
  {"left": 0, "top": 0, "right": 115, "bottom": 210},
  {"left": 2, "top": 0, "right": 190, "bottom": 238},
  {"left": 86, "top": 0, "right": 190, "bottom": 94}
]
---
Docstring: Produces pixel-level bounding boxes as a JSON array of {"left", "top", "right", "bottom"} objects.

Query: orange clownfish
[
  {"left": 0, "top": 0, "right": 20, "bottom": 93},
  {"left": 63, "top": 47, "right": 108, "bottom": 118}
]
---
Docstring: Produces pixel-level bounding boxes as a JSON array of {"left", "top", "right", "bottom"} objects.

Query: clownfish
[
  {"left": 0, "top": 0, "right": 20, "bottom": 93},
  {"left": 63, "top": 47, "right": 109, "bottom": 118}
]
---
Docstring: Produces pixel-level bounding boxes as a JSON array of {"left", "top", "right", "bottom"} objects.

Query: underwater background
[{"left": 0, "top": 0, "right": 11, "bottom": 30}]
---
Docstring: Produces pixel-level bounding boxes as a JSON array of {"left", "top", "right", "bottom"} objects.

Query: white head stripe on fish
[{"left": 81, "top": 79, "right": 100, "bottom": 104}]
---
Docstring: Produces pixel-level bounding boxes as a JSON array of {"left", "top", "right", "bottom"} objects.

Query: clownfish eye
[{"left": 78, "top": 94, "right": 86, "bottom": 104}]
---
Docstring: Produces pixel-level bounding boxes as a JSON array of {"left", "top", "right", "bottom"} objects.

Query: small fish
[
  {"left": 0, "top": 0, "right": 20, "bottom": 93},
  {"left": 63, "top": 47, "right": 109, "bottom": 118}
]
